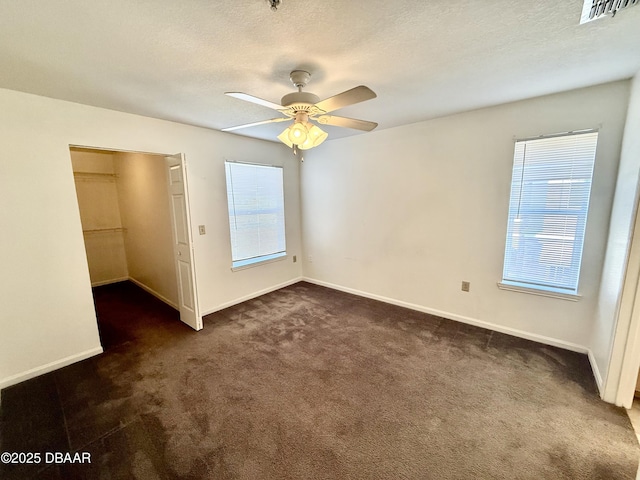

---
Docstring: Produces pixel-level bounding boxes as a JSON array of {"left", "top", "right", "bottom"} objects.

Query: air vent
[{"left": 580, "top": 0, "right": 639, "bottom": 23}]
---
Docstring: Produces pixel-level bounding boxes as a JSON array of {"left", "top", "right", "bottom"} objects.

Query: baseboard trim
[
  {"left": 91, "top": 276, "right": 129, "bottom": 287},
  {"left": 128, "top": 277, "right": 178, "bottom": 310},
  {"left": 301, "top": 277, "right": 589, "bottom": 354},
  {"left": 201, "top": 277, "right": 304, "bottom": 316},
  {"left": 0, "top": 347, "right": 103, "bottom": 391},
  {"left": 588, "top": 349, "right": 604, "bottom": 396}
]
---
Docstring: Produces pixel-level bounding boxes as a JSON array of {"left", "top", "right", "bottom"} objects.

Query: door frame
[{"left": 600, "top": 180, "right": 640, "bottom": 408}]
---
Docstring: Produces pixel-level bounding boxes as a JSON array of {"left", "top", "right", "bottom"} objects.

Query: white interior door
[{"left": 165, "top": 153, "right": 202, "bottom": 330}]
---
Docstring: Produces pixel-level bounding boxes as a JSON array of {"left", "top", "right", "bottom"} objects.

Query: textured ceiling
[{"left": 0, "top": 1, "right": 639, "bottom": 142}]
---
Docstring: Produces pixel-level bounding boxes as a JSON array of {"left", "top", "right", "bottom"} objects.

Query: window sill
[
  {"left": 231, "top": 252, "right": 287, "bottom": 272},
  {"left": 497, "top": 282, "right": 581, "bottom": 302}
]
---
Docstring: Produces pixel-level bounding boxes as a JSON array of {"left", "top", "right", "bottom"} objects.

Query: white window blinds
[
  {"left": 501, "top": 131, "right": 598, "bottom": 294},
  {"left": 225, "top": 161, "right": 286, "bottom": 269}
]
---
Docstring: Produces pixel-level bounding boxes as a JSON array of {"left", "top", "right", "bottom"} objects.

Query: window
[
  {"left": 500, "top": 131, "right": 598, "bottom": 297},
  {"left": 225, "top": 161, "right": 286, "bottom": 269}
]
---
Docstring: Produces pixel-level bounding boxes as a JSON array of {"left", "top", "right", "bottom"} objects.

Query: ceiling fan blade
[
  {"left": 316, "top": 115, "right": 378, "bottom": 132},
  {"left": 225, "top": 92, "right": 284, "bottom": 111},
  {"left": 315, "top": 86, "right": 377, "bottom": 114},
  {"left": 222, "top": 117, "right": 290, "bottom": 132}
]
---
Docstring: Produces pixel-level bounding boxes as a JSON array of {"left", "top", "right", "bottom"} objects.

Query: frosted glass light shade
[
  {"left": 287, "top": 122, "right": 309, "bottom": 145},
  {"left": 299, "top": 124, "right": 328, "bottom": 150},
  {"left": 277, "top": 129, "right": 294, "bottom": 147}
]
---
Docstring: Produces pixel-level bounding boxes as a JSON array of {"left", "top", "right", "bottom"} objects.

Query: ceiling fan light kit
[
  {"left": 278, "top": 122, "right": 329, "bottom": 150},
  {"left": 223, "top": 70, "right": 377, "bottom": 152},
  {"left": 275, "top": 110, "right": 329, "bottom": 150}
]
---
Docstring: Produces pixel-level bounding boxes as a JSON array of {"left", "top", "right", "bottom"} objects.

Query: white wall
[
  {"left": 595, "top": 74, "right": 640, "bottom": 403},
  {"left": 114, "top": 152, "right": 178, "bottom": 307},
  {"left": 0, "top": 87, "right": 302, "bottom": 389},
  {"left": 301, "top": 81, "right": 629, "bottom": 353},
  {"left": 71, "top": 149, "right": 129, "bottom": 286}
]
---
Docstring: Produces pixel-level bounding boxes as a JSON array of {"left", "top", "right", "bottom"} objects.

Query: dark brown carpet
[{"left": 1, "top": 280, "right": 638, "bottom": 479}]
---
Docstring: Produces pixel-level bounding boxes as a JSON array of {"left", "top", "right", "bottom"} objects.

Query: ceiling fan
[{"left": 222, "top": 70, "right": 378, "bottom": 151}]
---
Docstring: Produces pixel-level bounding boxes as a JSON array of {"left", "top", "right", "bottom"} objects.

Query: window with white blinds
[
  {"left": 501, "top": 131, "right": 598, "bottom": 295},
  {"left": 225, "top": 161, "right": 286, "bottom": 269}
]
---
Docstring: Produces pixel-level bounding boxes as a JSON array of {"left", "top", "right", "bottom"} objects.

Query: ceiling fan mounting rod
[
  {"left": 280, "top": 71, "right": 320, "bottom": 110},
  {"left": 290, "top": 70, "right": 311, "bottom": 90}
]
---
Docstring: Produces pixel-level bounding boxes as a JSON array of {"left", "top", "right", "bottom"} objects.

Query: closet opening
[{"left": 69, "top": 146, "right": 200, "bottom": 350}]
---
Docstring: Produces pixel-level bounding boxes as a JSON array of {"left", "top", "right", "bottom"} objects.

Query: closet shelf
[
  {"left": 82, "top": 227, "right": 126, "bottom": 235},
  {"left": 73, "top": 171, "right": 118, "bottom": 178}
]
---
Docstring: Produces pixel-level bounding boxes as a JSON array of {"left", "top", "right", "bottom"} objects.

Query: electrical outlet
[
  {"left": 293, "top": 255, "right": 297, "bottom": 263},
  {"left": 461, "top": 281, "right": 470, "bottom": 292},
  {"left": 198, "top": 225, "right": 206, "bottom": 235},
  {"left": 308, "top": 255, "right": 313, "bottom": 263}
]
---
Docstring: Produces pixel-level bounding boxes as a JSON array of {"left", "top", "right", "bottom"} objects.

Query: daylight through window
[
  {"left": 225, "top": 161, "right": 286, "bottom": 269},
  {"left": 500, "top": 131, "right": 598, "bottom": 295}
]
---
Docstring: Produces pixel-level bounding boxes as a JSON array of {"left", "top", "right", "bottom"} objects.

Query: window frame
[
  {"left": 224, "top": 160, "right": 287, "bottom": 271},
  {"left": 498, "top": 130, "right": 599, "bottom": 300}
]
